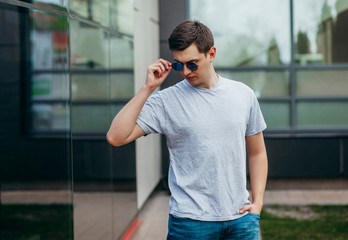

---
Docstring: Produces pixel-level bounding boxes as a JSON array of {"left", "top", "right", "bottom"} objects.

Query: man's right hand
[{"left": 146, "top": 59, "right": 172, "bottom": 91}]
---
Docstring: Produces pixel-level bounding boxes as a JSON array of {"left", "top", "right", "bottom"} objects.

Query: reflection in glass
[
  {"left": 70, "top": 0, "right": 110, "bottom": 27},
  {"left": 69, "top": 0, "right": 88, "bottom": 19},
  {"left": 30, "top": 10, "right": 69, "bottom": 133},
  {"left": 70, "top": 20, "right": 109, "bottom": 69},
  {"left": 32, "top": 103, "right": 69, "bottom": 131},
  {"left": 20, "top": 0, "right": 68, "bottom": 9},
  {"left": 72, "top": 105, "right": 110, "bottom": 131},
  {"left": 297, "top": 101, "right": 348, "bottom": 127},
  {"left": 0, "top": 5, "right": 72, "bottom": 240},
  {"left": 218, "top": 70, "right": 289, "bottom": 97},
  {"left": 110, "top": 73, "right": 134, "bottom": 99},
  {"left": 294, "top": 0, "right": 348, "bottom": 65},
  {"left": 296, "top": 70, "right": 348, "bottom": 96},
  {"left": 32, "top": 74, "right": 69, "bottom": 100},
  {"left": 110, "top": 0, "right": 134, "bottom": 35},
  {"left": 189, "top": 0, "right": 290, "bottom": 66},
  {"left": 72, "top": 74, "right": 109, "bottom": 100},
  {"left": 110, "top": 35, "right": 134, "bottom": 68},
  {"left": 260, "top": 102, "right": 290, "bottom": 128}
]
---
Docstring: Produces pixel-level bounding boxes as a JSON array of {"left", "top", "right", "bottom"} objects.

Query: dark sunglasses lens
[
  {"left": 172, "top": 62, "right": 183, "bottom": 71},
  {"left": 187, "top": 62, "right": 198, "bottom": 71}
]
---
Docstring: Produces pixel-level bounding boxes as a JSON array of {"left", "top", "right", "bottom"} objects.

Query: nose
[{"left": 181, "top": 64, "right": 192, "bottom": 76}]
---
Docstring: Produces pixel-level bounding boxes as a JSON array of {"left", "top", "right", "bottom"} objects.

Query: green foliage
[
  {"left": 296, "top": 31, "right": 311, "bottom": 54},
  {"left": 261, "top": 205, "right": 348, "bottom": 240}
]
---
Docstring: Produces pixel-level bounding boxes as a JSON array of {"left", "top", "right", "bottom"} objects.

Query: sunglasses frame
[{"left": 171, "top": 62, "right": 198, "bottom": 72}]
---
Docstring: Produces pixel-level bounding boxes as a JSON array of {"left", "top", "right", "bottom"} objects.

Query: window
[{"left": 189, "top": 0, "right": 348, "bottom": 135}]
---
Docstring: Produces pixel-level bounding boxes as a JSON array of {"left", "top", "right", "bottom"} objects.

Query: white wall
[{"left": 133, "top": 0, "right": 162, "bottom": 209}]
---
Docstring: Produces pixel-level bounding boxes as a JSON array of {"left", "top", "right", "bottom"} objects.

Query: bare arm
[
  {"left": 240, "top": 132, "right": 268, "bottom": 214},
  {"left": 106, "top": 59, "right": 172, "bottom": 146}
]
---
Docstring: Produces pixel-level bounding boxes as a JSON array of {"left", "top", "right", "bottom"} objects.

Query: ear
[{"left": 208, "top": 47, "right": 216, "bottom": 62}]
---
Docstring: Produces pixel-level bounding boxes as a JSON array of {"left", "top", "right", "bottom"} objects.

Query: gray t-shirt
[{"left": 136, "top": 76, "right": 266, "bottom": 221}]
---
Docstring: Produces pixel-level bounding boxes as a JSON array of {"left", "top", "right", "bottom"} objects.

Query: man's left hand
[{"left": 239, "top": 203, "right": 262, "bottom": 215}]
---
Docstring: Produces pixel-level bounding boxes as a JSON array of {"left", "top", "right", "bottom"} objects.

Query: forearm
[
  {"left": 107, "top": 85, "right": 154, "bottom": 145},
  {"left": 249, "top": 151, "right": 268, "bottom": 209}
]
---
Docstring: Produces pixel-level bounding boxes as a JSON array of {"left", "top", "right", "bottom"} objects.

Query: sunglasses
[{"left": 171, "top": 62, "right": 198, "bottom": 71}]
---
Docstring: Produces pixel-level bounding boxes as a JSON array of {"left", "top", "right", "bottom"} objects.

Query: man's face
[{"left": 172, "top": 43, "right": 216, "bottom": 88}]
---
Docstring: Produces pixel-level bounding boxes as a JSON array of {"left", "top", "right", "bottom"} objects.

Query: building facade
[{"left": 0, "top": 0, "right": 348, "bottom": 239}]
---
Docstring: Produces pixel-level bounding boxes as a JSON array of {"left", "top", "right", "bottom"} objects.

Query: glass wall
[
  {"left": 0, "top": 3, "right": 73, "bottom": 239},
  {"left": 0, "top": 1, "right": 136, "bottom": 239},
  {"left": 189, "top": 0, "right": 348, "bottom": 134}
]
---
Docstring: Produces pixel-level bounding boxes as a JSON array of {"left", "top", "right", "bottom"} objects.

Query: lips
[{"left": 186, "top": 76, "right": 194, "bottom": 81}]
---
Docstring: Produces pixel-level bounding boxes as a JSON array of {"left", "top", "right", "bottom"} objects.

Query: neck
[{"left": 205, "top": 70, "right": 219, "bottom": 89}]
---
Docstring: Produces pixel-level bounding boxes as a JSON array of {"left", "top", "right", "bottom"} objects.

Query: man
[{"left": 107, "top": 20, "right": 268, "bottom": 240}]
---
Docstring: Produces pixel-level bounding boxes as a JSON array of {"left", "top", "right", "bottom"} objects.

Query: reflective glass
[
  {"left": 69, "top": 0, "right": 88, "bottom": 19},
  {"left": 20, "top": 0, "right": 68, "bottom": 9},
  {"left": 92, "top": 1, "right": 110, "bottom": 27},
  {"left": 0, "top": 5, "right": 72, "bottom": 240},
  {"left": 189, "top": 0, "right": 290, "bottom": 67},
  {"left": 70, "top": 20, "right": 109, "bottom": 69},
  {"left": 70, "top": 0, "right": 110, "bottom": 27},
  {"left": 110, "top": 73, "right": 134, "bottom": 99},
  {"left": 32, "top": 73, "right": 69, "bottom": 100},
  {"left": 110, "top": 0, "right": 134, "bottom": 35},
  {"left": 218, "top": 71, "right": 290, "bottom": 97},
  {"left": 30, "top": 10, "right": 69, "bottom": 132},
  {"left": 296, "top": 70, "right": 348, "bottom": 96},
  {"left": 297, "top": 101, "right": 348, "bottom": 127},
  {"left": 260, "top": 102, "right": 290, "bottom": 128},
  {"left": 72, "top": 74, "right": 109, "bottom": 100},
  {"left": 71, "top": 105, "right": 110, "bottom": 131},
  {"left": 110, "top": 35, "right": 134, "bottom": 68},
  {"left": 294, "top": 0, "right": 348, "bottom": 65},
  {"left": 32, "top": 103, "right": 69, "bottom": 131}
]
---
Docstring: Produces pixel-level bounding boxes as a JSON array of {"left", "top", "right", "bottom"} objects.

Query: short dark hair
[{"left": 168, "top": 20, "right": 214, "bottom": 54}]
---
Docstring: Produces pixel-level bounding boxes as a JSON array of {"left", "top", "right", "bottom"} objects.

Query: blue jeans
[{"left": 167, "top": 213, "right": 260, "bottom": 240}]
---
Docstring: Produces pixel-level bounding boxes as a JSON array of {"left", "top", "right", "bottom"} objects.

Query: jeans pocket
[{"left": 248, "top": 212, "right": 261, "bottom": 219}]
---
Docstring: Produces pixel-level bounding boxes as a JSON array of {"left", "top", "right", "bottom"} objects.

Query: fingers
[
  {"left": 149, "top": 59, "right": 171, "bottom": 76},
  {"left": 157, "top": 58, "right": 172, "bottom": 70},
  {"left": 239, "top": 205, "right": 252, "bottom": 214},
  {"left": 240, "top": 204, "right": 261, "bottom": 214}
]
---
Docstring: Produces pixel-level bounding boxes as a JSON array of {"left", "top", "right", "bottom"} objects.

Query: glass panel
[
  {"left": 110, "top": 73, "right": 134, "bottom": 99},
  {"left": 296, "top": 70, "right": 348, "bottom": 96},
  {"left": 32, "top": 103, "right": 69, "bottom": 131},
  {"left": 0, "top": 5, "right": 73, "bottom": 240},
  {"left": 72, "top": 74, "right": 109, "bottom": 100},
  {"left": 218, "top": 70, "right": 289, "bottom": 97},
  {"left": 294, "top": 0, "right": 348, "bottom": 65},
  {"left": 70, "top": 19, "right": 109, "bottom": 69},
  {"left": 110, "top": 35, "right": 134, "bottom": 68},
  {"left": 189, "top": 0, "right": 290, "bottom": 67},
  {"left": 32, "top": 74, "right": 69, "bottom": 100},
  {"left": 297, "top": 101, "right": 348, "bottom": 127},
  {"left": 70, "top": 0, "right": 110, "bottom": 27},
  {"left": 260, "top": 102, "right": 290, "bottom": 128},
  {"left": 92, "top": 1, "right": 110, "bottom": 27},
  {"left": 110, "top": 0, "right": 134, "bottom": 35},
  {"left": 69, "top": 0, "right": 88, "bottom": 19},
  {"left": 71, "top": 105, "right": 110, "bottom": 131},
  {"left": 20, "top": 0, "right": 68, "bottom": 9}
]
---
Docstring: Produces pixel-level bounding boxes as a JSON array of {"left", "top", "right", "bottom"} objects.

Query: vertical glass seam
[{"left": 289, "top": 0, "right": 296, "bottom": 130}]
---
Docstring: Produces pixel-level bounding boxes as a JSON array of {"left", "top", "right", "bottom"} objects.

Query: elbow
[{"left": 106, "top": 132, "right": 123, "bottom": 147}]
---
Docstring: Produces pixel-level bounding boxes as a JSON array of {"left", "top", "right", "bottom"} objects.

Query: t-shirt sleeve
[
  {"left": 136, "top": 92, "right": 165, "bottom": 135},
  {"left": 245, "top": 92, "right": 267, "bottom": 136}
]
